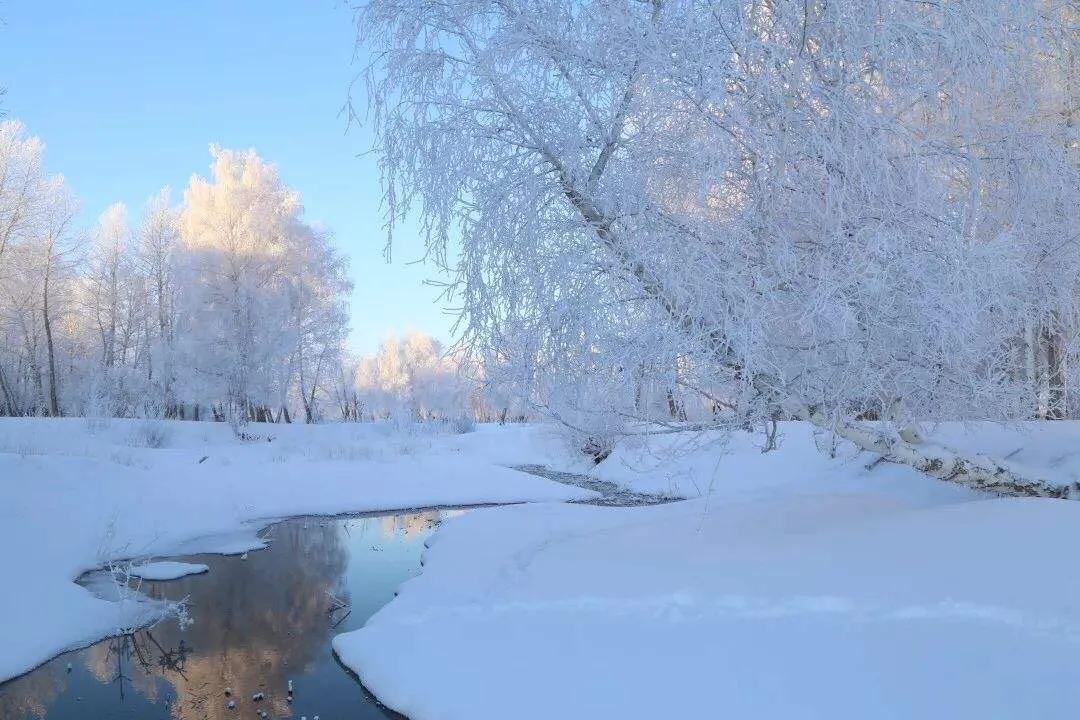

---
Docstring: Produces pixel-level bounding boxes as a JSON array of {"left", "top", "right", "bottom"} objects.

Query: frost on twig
[
  {"left": 91, "top": 519, "right": 192, "bottom": 635},
  {"left": 326, "top": 587, "right": 352, "bottom": 627},
  {"left": 88, "top": 559, "right": 193, "bottom": 635}
]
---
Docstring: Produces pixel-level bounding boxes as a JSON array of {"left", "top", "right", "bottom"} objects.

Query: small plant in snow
[
  {"left": 445, "top": 416, "right": 476, "bottom": 435},
  {"left": 316, "top": 444, "right": 376, "bottom": 462},
  {"left": 96, "top": 516, "right": 120, "bottom": 564},
  {"left": 93, "top": 519, "right": 190, "bottom": 633},
  {"left": 0, "top": 438, "right": 39, "bottom": 458},
  {"left": 103, "top": 559, "right": 191, "bottom": 633},
  {"left": 109, "top": 451, "right": 138, "bottom": 467},
  {"left": 127, "top": 419, "right": 170, "bottom": 449},
  {"left": 84, "top": 414, "right": 111, "bottom": 435},
  {"left": 581, "top": 435, "right": 614, "bottom": 465}
]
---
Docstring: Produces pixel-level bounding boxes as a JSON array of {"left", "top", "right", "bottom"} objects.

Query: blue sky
[{"left": 0, "top": 0, "right": 456, "bottom": 355}]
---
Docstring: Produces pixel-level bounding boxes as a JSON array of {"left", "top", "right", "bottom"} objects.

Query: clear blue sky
[{"left": 0, "top": 0, "right": 457, "bottom": 355}]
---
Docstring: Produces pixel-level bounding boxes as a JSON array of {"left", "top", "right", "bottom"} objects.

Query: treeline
[
  {"left": 0, "top": 121, "right": 351, "bottom": 424},
  {"left": 0, "top": 120, "right": 537, "bottom": 427},
  {"left": 336, "top": 331, "right": 535, "bottom": 424}
]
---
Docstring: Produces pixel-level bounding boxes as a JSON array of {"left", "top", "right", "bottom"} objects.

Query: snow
[
  {"left": 336, "top": 421, "right": 1080, "bottom": 719},
  {"left": 168, "top": 533, "right": 269, "bottom": 556},
  {"left": 129, "top": 561, "right": 209, "bottom": 581},
  {"left": 0, "top": 417, "right": 594, "bottom": 684},
  {"left": 11, "top": 416, "right": 1080, "bottom": 716},
  {"left": 587, "top": 422, "right": 977, "bottom": 502},
  {"left": 438, "top": 422, "right": 585, "bottom": 469}
]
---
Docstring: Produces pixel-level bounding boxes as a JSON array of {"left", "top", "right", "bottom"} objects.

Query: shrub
[{"left": 128, "top": 420, "right": 170, "bottom": 449}]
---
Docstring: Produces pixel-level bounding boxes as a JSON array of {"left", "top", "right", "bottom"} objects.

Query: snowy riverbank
[
  {"left": 336, "top": 421, "right": 1080, "bottom": 719},
  {"left": 9, "top": 417, "right": 1080, "bottom": 717},
  {"left": 0, "top": 418, "right": 593, "bottom": 684}
]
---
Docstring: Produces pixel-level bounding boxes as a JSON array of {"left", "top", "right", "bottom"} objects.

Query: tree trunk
[
  {"left": 306, "top": 380, "right": 320, "bottom": 424},
  {"left": 0, "top": 364, "right": 16, "bottom": 417},
  {"left": 1025, "top": 320, "right": 1038, "bottom": 416},
  {"left": 43, "top": 275, "right": 61, "bottom": 417},
  {"left": 634, "top": 362, "right": 645, "bottom": 412},
  {"left": 300, "top": 392, "right": 314, "bottom": 424},
  {"left": 1041, "top": 311, "right": 1068, "bottom": 419}
]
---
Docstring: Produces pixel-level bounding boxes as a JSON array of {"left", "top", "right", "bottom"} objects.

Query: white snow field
[
  {"left": 336, "top": 421, "right": 1080, "bottom": 720},
  {"left": 0, "top": 417, "right": 594, "bottom": 684}
]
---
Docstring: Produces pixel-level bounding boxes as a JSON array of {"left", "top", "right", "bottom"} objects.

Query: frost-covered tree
[
  {"left": 0, "top": 124, "right": 352, "bottom": 424},
  {"left": 355, "top": 0, "right": 1080, "bottom": 494},
  {"left": 0, "top": 121, "right": 82, "bottom": 417},
  {"left": 76, "top": 202, "right": 154, "bottom": 415},
  {"left": 0, "top": 121, "right": 47, "bottom": 415},
  {"left": 136, "top": 188, "right": 182, "bottom": 414},
  {"left": 176, "top": 146, "right": 300, "bottom": 424},
  {"left": 86, "top": 203, "right": 133, "bottom": 371},
  {"left": 287, "top": 224, "right": 352, "bottom": 423},
  {"left": 350, "top": 332, "right": 481, "bottom": 421},
  {"left": 175, "top": 146, "right": 351, "bottom": 427}
]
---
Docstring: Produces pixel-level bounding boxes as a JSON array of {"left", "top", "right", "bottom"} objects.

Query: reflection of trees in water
[
  {"left": 148, "top": 519, "right": 349, "bottom": 720},
  {"left": 0, "top": 656, "right": 67, "bottom": 719},
  {"left": 0, "top": 518, "right": 348, "bottom": 720},
  {"left": 0, "top": 511, "right": 455, "bottom": 720},
  {"left": 379, "top": 510, "right": 438, "bottom": 539},
  {"left": 377, "top": 509, "right": 458, "bottom": 540},
  {"left": 83, "top": 630, "right": 194, "bottom": 706}
]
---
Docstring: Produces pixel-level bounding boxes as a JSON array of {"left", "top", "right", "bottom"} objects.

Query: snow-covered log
[{"left": 784, "top": 402, "right": 1080, "bottom": 499}]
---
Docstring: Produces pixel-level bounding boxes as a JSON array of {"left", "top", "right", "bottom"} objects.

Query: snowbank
[
  {"left": 129, "top": 561, "right": 209, "bottom": 581},
  {"left": 576, "top": 419, "right": 1080, "bottom": 501},
  {"left": 0, "top": 418, "right": 594, "bottom": 683},
  {"left": 337, "top": 421, "right": 1080, "bottom": 719}
]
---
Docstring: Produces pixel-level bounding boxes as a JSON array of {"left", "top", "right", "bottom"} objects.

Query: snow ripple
[{"left": 384, "top": 593, "right": 1080, "bottom": 640}]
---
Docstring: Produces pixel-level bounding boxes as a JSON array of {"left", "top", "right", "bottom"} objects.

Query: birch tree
[
  {"left": 287, "top": 225, "right": 351, "bottom": 423},
  {"left": 23, "top": 178, "right": 80, "bottom": 417},
  {"left": 137, "top": 188, "right": 181, "bottom": 414},
  {"left": 0, "top": 121, "right": 46, "bottom": 415},
  {"left": 176, "top": 147, "right": 295, "bottom": 425},
  {"left": 0, "top": 123, "right": 352, "bottom": 422},
  {"left": 0, "top": 121, "right": 81, "bottom": 416},
  {"left": 351, "top": 332, "right": 481, "bottom": 421},
  {"left": 176, "top": 146, "right": 351, "bottom": 427},
  {"left": 86, "top": 203, "right": 131, "bottom": 371},
  {"left": 354, "top": 0, "right": 1080, "bottom": 495}
]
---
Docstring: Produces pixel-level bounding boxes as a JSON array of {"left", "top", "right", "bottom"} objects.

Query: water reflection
[
  {"left": 0, "top": 509, "right": 457, "bottom": 720},
  {"left": 0, "top": 659, "right": 65, "bottom": 719}
]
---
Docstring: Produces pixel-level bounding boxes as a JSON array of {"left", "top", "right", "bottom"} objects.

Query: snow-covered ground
[
  {"left": 0, "top": 417, "right": 594, "bottom": 684},
  {"left": 10, "top": 417, "right": 1080, "bottom": 717},
  {"left": 337, "top": 421, "right": 1080, "bottom": 719}
]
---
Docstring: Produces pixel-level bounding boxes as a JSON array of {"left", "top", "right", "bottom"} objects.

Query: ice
[{"left": 129, "top": 561, "right": 209, "bottom": 581}]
